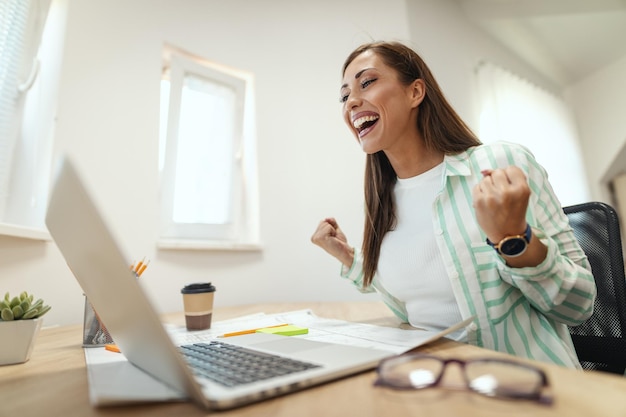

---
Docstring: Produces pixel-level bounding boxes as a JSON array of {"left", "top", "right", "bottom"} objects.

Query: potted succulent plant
[{"left": 0, "top": 291, "right": 51, "bottom": 365}]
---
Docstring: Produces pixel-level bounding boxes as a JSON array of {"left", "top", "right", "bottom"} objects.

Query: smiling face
[{"left": 340, "top": 50, "right": 424, "bottom": 155}]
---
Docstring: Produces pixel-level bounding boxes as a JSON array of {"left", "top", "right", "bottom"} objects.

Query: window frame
[
  {"left": 0, "top": 0, "right": 56, "bottom": 240},
  {"left": 158, "top": 48, "right": 260, "bottom": 250}
]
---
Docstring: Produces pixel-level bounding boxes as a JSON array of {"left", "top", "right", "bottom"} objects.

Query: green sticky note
[{"left": 256, "top": 325, "right": 308, "bottom": 336}]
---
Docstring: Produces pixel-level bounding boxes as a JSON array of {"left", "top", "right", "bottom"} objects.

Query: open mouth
[{"left": 353, "top": 114, "right": 379, "bottom": 136}]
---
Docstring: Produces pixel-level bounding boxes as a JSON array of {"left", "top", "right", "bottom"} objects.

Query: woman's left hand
[{"left": 472, "top": 166, "right": 530, "bottom": 244}]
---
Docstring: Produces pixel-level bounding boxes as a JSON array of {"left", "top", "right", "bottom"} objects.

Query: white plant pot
[{"left": 0, "top": 318, "right": 44, "bottom": 365}]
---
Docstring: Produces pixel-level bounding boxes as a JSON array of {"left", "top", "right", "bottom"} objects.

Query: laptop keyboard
[{"left": 179, "top": 341, "right": 321, "bottom": 387}]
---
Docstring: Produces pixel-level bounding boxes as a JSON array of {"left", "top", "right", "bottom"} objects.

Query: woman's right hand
[{"left": 311, "top": 217, "right": 354, "bottom": 267}]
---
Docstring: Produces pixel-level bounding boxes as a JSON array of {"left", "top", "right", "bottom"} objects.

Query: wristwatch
[{"left": 486, "top": 224, "right": 532, "bottom": 257}]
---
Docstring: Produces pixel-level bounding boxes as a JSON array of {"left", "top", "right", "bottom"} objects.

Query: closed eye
[
  {"left": 361, "top": 78, "right": 376, "bottom": 88},
  {"left": 339, "top": 78, "right": 377, "bottom": 103}
]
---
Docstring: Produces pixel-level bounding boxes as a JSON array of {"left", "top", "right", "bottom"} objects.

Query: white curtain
[
  {"left": 476, "top": 62, "right": 590, "bottom": 206},
  {"left": 0, "top": 0, "right": 51, "bottom": 220}
]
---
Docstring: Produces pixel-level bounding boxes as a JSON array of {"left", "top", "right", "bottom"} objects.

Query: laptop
[{"left": 44, "top": 156, "right": 395, "bottom": 410}]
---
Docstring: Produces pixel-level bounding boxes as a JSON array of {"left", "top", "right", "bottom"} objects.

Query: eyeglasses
[{"left": 374, "top": 353, "right": 552, "bottom": 405}]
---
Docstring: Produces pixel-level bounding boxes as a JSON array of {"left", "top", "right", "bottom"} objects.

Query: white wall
[
  {"left": 1, "top": 0, "right": 612, "bottom": 327},
  {"left": 404, "top": 0, "right": 563, "bottom": 129},
  {"left": 565, "top": 55, "right": 626, "bottom": 202}
]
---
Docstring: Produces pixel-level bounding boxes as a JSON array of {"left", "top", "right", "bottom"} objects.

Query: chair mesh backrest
[{"left": 564, "top": 202, "right": 626, "bottom": 374}]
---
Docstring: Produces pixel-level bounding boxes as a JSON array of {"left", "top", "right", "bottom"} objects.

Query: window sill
[
  {"left": 156, "top": 239, "right": 263, "bottom": 251},
  {"left": 0, "top": 223, "right": 50, "bottom": 241}
]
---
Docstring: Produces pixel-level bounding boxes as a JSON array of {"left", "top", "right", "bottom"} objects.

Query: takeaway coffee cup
[{"left": 181, "top": 282, "right": 216, "bottom": 331}]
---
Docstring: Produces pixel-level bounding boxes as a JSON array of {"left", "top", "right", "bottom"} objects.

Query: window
[
  {"left": 476, "top": 61, "right": 590, "bottom": 206},
  {"left": 159, "top": 46, "right": 260, "bottom": 250},
  {"left": 0, "top": 0, "right": 59, "bottom": 240}
]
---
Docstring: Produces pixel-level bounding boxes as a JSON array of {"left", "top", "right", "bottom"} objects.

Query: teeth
[{"left": 353, "top": 115, "right": 379, "bottom": 129}]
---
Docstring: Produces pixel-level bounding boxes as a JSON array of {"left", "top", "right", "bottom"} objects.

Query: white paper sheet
[{"left": 166, "top": 309, "right": 473, "bottom": 354}]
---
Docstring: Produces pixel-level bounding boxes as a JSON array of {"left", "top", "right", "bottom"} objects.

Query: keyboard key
[{"left": 179, "top": 341, "right": 320, "bottom": 387}]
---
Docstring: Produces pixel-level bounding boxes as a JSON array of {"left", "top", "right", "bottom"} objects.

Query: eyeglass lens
[{"left": 379, "top": 356, "right": 544, "bottom": 399}]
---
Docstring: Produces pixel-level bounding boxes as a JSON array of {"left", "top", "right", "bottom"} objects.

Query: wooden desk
[{"left": 2, "top": 301, "right": 626, "bottom": 417}]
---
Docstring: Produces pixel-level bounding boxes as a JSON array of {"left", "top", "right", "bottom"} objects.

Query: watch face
[{"left": 500, "top": 237, "right": 527, "bottom": 256}]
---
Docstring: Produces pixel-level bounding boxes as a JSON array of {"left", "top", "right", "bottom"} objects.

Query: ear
[{"left": 409, "top": 79, "right": 426, "bottom": 108}]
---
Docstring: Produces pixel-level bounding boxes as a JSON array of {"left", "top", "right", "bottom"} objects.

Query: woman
[{"left": 311, "top": 41, "right": 596, "bottom": 369}]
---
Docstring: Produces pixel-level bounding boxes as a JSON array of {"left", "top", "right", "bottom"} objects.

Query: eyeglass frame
[{"left": 374, "top": 353, "right": 553, "bottom": 405}]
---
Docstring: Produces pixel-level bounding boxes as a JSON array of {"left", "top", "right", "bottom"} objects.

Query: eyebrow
[{"left": 340, "top": 68, "right": 374, "bottom": 91}]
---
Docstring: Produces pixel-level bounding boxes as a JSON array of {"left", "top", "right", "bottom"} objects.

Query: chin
[{"left": 359, "top": 139, "right": 381, "bottom": 155}]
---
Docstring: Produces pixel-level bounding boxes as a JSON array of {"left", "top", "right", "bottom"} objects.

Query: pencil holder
[{"left": 82, "top": 296, "right": 114, "bottom": 347}]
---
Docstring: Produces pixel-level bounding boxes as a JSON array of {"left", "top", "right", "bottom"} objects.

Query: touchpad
[{"left": 255, "top": 338, "right": 327, "bottom": 355}]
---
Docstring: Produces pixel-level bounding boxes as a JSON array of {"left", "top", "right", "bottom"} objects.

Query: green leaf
[
  {"left": 1, "top": 307, "right": 14, "bottom": 321},
  {"left": 36, "top": 305, "right": 52, "bottom": 317},
  {"left": 9, "top": 296, "right": 20, "bottom": 308},
  {"left": 12, "top": 305, "right": 24, "bottom": 319},
  {"left": 30, "top": 299, "right": 43, "bottom": 310},
  {"left": 22, "top": 308, "right": 39, "bottom": 319}
]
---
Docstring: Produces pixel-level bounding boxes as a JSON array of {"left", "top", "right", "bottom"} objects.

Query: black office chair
[{"left": 564, "top": 201, "right": 626, "bottom": 374}]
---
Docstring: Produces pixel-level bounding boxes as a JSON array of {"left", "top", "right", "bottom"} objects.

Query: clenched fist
[{"left": 311, "top": 217, "right": 354, "bottom": 267}]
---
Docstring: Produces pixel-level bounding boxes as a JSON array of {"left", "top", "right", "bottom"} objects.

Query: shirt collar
[{"left": 442, "top": 148, "right": 474, "bottom": 178}]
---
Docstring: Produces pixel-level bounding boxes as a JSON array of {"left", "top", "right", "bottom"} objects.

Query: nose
[{"left": 345, "top": 91, "right": 362, "bottom": 110}]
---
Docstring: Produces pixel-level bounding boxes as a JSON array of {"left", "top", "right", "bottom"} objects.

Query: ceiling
[{"left": 454, "top": 0, "right": 626, "bottom": 88}]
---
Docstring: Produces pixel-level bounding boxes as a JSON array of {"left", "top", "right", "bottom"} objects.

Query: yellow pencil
[
  {"left": 137, "top": 260, "right": 150, "bottom": 277},
  {"left": 134, "top": 257, "right": 145, "bottom": 274}
]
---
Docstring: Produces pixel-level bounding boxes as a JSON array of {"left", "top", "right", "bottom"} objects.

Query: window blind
[{"left": 0, "top": 0, "right": 30, "bottom": 217}]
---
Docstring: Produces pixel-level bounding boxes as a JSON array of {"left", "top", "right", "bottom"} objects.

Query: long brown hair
[{"left": 342, "top": 41, "right": 481, "bottom": 287}]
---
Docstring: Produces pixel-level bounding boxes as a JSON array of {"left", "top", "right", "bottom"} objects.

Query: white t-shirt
[{"left": 377, "top": 162, "right": 465, "bottom": 340}]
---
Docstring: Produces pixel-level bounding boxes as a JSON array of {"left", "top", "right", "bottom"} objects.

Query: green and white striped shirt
[{"left": 341, "top": 141, "right": 596, "bottom": 369}]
